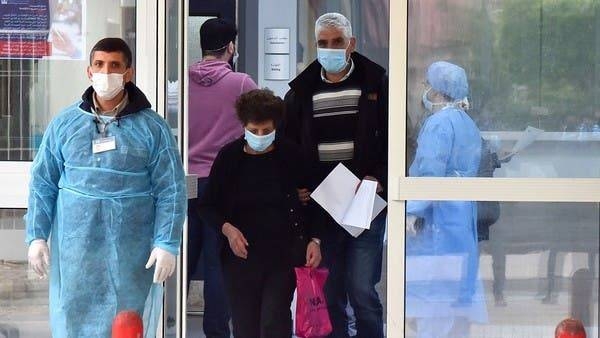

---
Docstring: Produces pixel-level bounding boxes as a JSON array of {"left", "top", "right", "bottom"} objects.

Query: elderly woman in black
[{"left": 199, "top": 89, "right": 322, "bottom": 338}]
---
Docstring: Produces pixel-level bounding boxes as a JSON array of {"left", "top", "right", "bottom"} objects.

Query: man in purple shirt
[{"left": 187, "top": 18, "right": 257, "bottom": 338}]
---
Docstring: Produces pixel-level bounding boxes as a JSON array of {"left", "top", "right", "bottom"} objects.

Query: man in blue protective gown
[
  {"left": 25, "top": 38, "right": 187, "bottom": 337},
  {"left": 406, "top": 61, "right": 487, "bottom": 338}
]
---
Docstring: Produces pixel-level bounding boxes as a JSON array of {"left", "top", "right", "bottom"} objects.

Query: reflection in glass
[
  {"left": 0, "top": 209, "right": 50, "bottom": 338},
  {"left": 0, "top": 2, "right": 136, "bottom": 161},
  {"left": 407, "top": 0, "right": 600, "bottom": 178},
  {"left": 406, "top": 202, "right": 599, "bottom": 338},
  {"left": 406, "top": 62, "right": 487, "bottom": 338}
]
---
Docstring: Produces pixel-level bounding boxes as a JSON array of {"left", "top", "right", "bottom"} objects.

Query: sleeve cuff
[{"left": 153, "top": 242, "right": 180, "bottom": 256}]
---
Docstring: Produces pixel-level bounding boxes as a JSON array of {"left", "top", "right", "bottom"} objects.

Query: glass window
[
  {"left": 0, "top": 0, "right": 136, "bottom": 161},
  {"left": 407, "top": 0, "right": 600, "bottom": 178},
  {"left": 0, "top": 209, "right": 50, "bottom": 337},
  {"left": 405, "top": 201, "right": 599, "bottom": 337}
]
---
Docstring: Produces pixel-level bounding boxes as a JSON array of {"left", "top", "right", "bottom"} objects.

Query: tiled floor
[{"left": 2, "top": 250, "right": 598, "bottom": 338}]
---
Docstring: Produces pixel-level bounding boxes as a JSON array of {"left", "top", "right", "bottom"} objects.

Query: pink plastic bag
[{"left": 294, "top": 267, "right": 333, "bottom": 338}]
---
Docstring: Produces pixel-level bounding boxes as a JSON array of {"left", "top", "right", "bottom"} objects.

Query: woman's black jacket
[{"left": 197, "top": 137, "right": 322, "bottom": 248}]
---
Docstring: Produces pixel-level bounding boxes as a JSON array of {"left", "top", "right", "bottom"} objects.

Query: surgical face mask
[
  {"left": 422, "top": 88, "right": 435, "bottom": 112},
  {"left": 92, "top": 72, "right": 125, "bottom": 100},
  {"left": 317, "top": 47, "right": 348, "bottom": 73},
  {"left": 422, "top": 88, "right": 450, "bottom": 112},
  {"left": 422, "top": 88, "right": 468, "bottom": 112},
  {"left": 244, "top": 129, "right": 276, "bottom": 152}
]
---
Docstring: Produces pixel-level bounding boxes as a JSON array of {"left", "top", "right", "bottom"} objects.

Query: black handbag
[{"left": 476, "top": 139, "right": 501, "bottom": 241}]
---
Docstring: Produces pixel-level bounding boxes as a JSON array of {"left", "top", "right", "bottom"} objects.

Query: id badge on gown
[{"left": 92, "top": 136, "right": 116, "bottom": 153}]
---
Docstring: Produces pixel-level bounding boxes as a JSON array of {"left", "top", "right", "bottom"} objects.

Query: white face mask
[
  {"left": 317, "top": 46, "right": 349, "bottom": 74},
  {"left": 92, "top": 72, "right": 125, "bottom": 100},
  {"left": 422, "top": 87, "right": 470, "bottom": 112}
]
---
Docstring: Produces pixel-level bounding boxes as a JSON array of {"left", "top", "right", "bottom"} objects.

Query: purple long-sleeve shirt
[{"left": 188, "top": 60, "right": 258, "bottom": 177}]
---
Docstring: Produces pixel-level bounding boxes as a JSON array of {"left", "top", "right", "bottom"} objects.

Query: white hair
[{"left": 315, "top": 12, "right": 352, "bottom": 40}]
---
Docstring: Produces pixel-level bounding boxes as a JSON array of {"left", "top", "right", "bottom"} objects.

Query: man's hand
[
  {"left": 305, "top": 239, "right": 322, "bottom": 268},
  {"left": 145, "top": 247, "right": 176, "bottom": 283},
  {"left": 297, "top": 188, "right": 311, "bottom": 205},
  {"left": 28, "top": 239, "right": 50, "bottom": 278},
  {"left": 222, "top": 222, "right": 249, "bottom": 259},
  {"left": 358, "top": 176, "right": 384, "bottom": 193}
]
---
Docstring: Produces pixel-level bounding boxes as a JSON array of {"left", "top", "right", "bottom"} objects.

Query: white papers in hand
[
  {"left": 310, "top": 163, "right": 358, "bottom": 224},
  {"left": 500, "top": 126, "right": 543, "bottom": 161},
  {"left": 310, "top": 163, "right": 387, "bottom": 237},
  {"left": 341, "top": 180, "right": 377, "bottom": 229}
]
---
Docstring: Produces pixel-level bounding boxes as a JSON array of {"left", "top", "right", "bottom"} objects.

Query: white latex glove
[
  {"left": 145, "top": 247, "right": 176, "bottom": 283},
  {"left": 406, "top": 215, "right": 418, "bottom": 236},
  {"left": 28, "top": 239, "right": 50, "bottom": 278}
]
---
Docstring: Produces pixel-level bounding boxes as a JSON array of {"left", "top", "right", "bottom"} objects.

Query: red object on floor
[
  {"left": 112, "top": 310, "right": 143, "bottom": 338},
  {"left": 555, "top": 318, "right": 586, "bottom": 338}
]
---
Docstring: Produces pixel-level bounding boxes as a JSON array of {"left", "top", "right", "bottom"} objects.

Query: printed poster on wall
[{"left": 0, "top": 0, "right": 85, "bottom": 60}]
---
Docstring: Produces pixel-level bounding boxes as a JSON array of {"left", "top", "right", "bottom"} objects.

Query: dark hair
[
  {"left": 235, "top": 89, "right": 284, "bottom": 125},
  {"left": 200, "top": 18, "right": 237, "bottom": 51},
  {"left": 89, "top": 38, "right": 133, "bottom": 68}
]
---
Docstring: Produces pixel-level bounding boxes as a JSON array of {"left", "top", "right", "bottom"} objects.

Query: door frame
[{"left": 178, "top": 1, "right": 237, "bottom": 336}]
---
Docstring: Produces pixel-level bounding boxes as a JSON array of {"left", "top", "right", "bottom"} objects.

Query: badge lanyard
[{"left": 92, "top": 111, "right": 119, "bottom": 154}]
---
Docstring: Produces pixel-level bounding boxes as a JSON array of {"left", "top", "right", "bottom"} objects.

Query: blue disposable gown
[
  {"left": 25, "top": 100, "right": 186, "bottom": 337},
  {"left": 406, "top": 107, "right": 487, "bottom": 324}
]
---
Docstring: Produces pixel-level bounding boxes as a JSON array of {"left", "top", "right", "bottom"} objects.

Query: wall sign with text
[{"left": 264, "top": 27, "right": 289, "bottom": 81}]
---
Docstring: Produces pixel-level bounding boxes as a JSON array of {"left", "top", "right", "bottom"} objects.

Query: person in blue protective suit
[
  {"left": 405, "top": 61, "right": 487, "bottom": 338},
  {"left": 25, "top": 38, "right": 187, "bottom": 338}
]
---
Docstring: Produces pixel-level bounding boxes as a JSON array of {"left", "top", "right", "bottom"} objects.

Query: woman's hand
[
  {"left": 305, "top": 239, "right": 322, "bottom": 268},
  {"left": 222, "top": 222, "right": 249, "bottom": 259}
]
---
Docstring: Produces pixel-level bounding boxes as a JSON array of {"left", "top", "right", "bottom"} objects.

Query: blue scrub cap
[{"left": 426, "top": 61, "right": 469, "bottom": 100}]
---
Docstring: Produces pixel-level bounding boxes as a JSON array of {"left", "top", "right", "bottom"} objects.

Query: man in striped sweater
[{"left": 282, "top": 12, "right": 388, "bottom": 338}]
